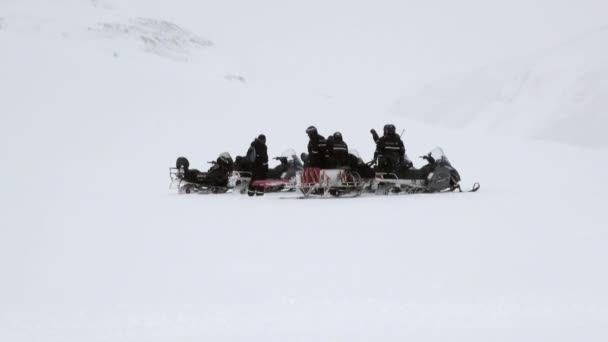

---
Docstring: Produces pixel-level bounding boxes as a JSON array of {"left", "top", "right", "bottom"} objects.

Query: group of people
[
  {"left": 304, "top": 124, "right": 411, "bottom": 173},
  {"left": 237, "top": 123, "right": 410, "bottom": 182},
  {"left": 177, "top": 123, "right": 415, "bottom": 194},
  {"left": 175, "top": 123, "right": 465, "bottom": 195}
]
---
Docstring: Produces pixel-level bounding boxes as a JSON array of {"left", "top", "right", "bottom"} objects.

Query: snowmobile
[
  {"left": 294, "top": 152, "right": 366, "bottom": 198},
  {"left": 229, "top": 149, "right": 304, "bottom": 195},
  {"left": 169, "top": 153, "right": 234, "bottom": 194},
  {"left": 292, "top": 150, "right": 376, "bottom": 198},
  {"left": 371, "top": 147, "right": 479, "bottom": 195},
  {"left": 296, "top": 167, "right": 366, "bottom": 198},
  {"left": 347, "top": 150, "right": 376, "bottom": 180}
]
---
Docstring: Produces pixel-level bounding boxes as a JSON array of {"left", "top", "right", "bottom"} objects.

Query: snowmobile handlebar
[{"left": 419, "top": 154, "right": 435, "bottom": 163}]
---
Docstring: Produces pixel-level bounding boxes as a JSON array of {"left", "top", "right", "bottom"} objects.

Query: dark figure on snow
[
  {"left": 374, "top": 124, "right": 407, "bottom": 173},
  {"left": 176, "top": 154, "right": 234, "bottom": 187},
  {"left": 246, "top": 134, "right": 269, "bottom": 196},
  {"left": 305, "top": 126, "right": 327, "bottom": 168},
  {"left": 325, "top": 134, "right": 334, "bottom": 165},
  {"left": 370, "top": 124, "right": 390, "bottom": 144},
  {"left": 347, "top": 152, "right": 375, "bottom": 179},
  {"left": 329, "top": 132, "right": 349, "bottom": 168},
  {"left": 370, "top": 124, "right": 393, "bottom": 163}
]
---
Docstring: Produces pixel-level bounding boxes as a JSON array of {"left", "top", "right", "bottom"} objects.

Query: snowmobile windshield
[
  {"left": 350, "top": 149, "right": 366, "bottom": 163},
  {"left": 429, "top": 147, "right": 448, "bottom": 162},
  {"left": 218, "top": 152, "right": 233, "bottom": 163},
  {"left": 281, "top": 148, "right": 298, "bottom": 160}
]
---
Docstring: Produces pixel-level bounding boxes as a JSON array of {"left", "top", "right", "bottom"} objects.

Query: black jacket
[
  {"left": 247, "top": 139, "right": 268, "bottom": 165},
  {"left": 247, "top": 138, "right": 268, "bottom": 179},
  {"left": 375, "top": 134, "right": 405, "bottom": 161},
  {"left": 329, "top": 137, "right": 349, "bottom": 168},
  {"left": 306, "top": 134, "right": 327, "bottom": 167}
]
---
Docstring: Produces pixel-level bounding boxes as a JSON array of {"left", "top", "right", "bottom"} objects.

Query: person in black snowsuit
[
  {"left": 246, "top": 134, "right": 269, "bottom": 196},
  {"left": 329, "top": 132, "right": 349, "bottom": 168},
  {"left": 205, "top": 153, "right": 234, "bottom": 186},
  {"left": 374, "top": 124, "right": 407, "bottom": 173},
  {"left": 305, "top": 126, "right": 327, "bottom": 168},
  {"left": 347, "top": 152, "right": 375, "bottom": 179},
  {"left": 176, "top": 154, "right": 233, "bottom": 187},
  {"left": 371, "top": 124, "right": 394, "bottom": 164},
  {"left": 325, "top": 134, "right": 334, "bottom": 166},
  {"left": 370, "top": 124, "right": 389, "bottom": 144}
]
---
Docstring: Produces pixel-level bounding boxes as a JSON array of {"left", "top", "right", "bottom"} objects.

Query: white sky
[
  {"left": 3, "top": 0, "right": 607, "bottom": 112},
  {"left": 148, "top": 0, "right": 608, "bottom": 110}
]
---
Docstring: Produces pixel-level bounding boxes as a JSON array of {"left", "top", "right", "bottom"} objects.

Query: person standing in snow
[{"left": 246, "top": 134, "right": 269, "bottom": 196}]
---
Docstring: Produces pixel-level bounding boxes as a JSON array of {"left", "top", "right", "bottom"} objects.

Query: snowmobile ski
[{"left": 453, "top": 182, "right": 480, "bottom": 193}]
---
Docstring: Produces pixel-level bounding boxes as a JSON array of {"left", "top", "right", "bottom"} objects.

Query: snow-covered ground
[{"left": 1, "top": 1, "right": 608, "bottom": 341}]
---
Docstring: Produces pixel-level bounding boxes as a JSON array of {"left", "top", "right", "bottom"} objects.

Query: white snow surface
[{"left": 1, "top": 1, "right": 608, "bottom": 341}]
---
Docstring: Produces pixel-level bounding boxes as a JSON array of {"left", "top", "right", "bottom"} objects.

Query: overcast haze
[{"left": 1, "top": 1, "right": 607, "bottom": 341}]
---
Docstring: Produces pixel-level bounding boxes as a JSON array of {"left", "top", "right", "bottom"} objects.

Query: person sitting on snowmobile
[
  {"left": 374, "top": 124, "right": 407, "bottom": 173},
  {"left": 176, "top": 153, "right": 234, "bottom": 187},
  {"left": 372, "top": 124, "right": 402, "bottom": 164},
  {"left": 329, "top": 132, "right": 349, "bottom": 168},
  {"left": 305, "top": 126, "right": 327, "bottom": 168},
  {"left": 397, "top": 148, "right": 465, "bottom": 192},
  {"left": 325, "top": 134, "right": 334, "bottom": 165},
  {"left": 370, "top": 124, "right": 390, "bottom": 143},
  {"left": 348, "top": 150, "right": 375, "bottom": 179},
  {"left": 207, "top": 153, "right": 235, "bottom": 185}
]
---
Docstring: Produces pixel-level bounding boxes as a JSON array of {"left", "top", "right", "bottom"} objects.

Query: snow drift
[{"left": 391, "top": 26, "right": 608, "bottom": 148}]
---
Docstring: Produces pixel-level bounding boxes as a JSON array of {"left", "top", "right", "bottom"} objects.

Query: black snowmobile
[
  {"left": 170, "top": 153, "right": 234, "bottom": 194},
  {"left": 371, "top": 147, "right": 479, "bottom": 195}
]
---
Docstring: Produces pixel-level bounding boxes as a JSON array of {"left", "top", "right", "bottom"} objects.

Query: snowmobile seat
[
  {"left": 398, "top": 167, "right": 428, "bottom": 180},
  {"left": 176, "top": 156, "right": 190, "bottom": 171}
]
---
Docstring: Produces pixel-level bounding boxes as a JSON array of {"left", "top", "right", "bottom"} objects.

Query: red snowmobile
[{"left": 229, "top": 149, "right": 304, "bottom": 195}]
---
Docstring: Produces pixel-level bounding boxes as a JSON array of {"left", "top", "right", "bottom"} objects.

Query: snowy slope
[
  {"left": 1, "top": 1, "right": 608, "bottom": 342},
  {"left": 391, "top": 26, "right": 608, "bottom": 148}
]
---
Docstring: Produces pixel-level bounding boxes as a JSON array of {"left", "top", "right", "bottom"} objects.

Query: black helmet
[
  {"left": 383, "top": 124, "right": 390, "bottom": 135},
  {"left": 333, "top": 132, "right": 343, "bottom": 140},
  {"left": 257, "top": 134, "right": 266, "bottom": 144},
  {"left": 306, "top": 126, "right": 318, "bottom": 136}
]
